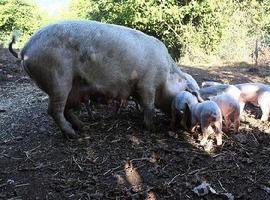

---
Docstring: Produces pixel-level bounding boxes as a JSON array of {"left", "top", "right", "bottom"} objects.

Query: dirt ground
[{"left": 1, "top": 46, "right": 270, "bottom": 200}]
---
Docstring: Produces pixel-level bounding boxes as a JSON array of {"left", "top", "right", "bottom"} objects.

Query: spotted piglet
[{"left": 210, "top": 93, "right": 240, "bottom": 133}]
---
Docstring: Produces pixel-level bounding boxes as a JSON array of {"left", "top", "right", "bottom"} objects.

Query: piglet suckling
[
  {"left": 171, "top": 91, "right": 223, "bottom": 145},
  {"left": 170, "top": 91, "right": 198, "bottom": 130},
  {"left": 210, "top": 93, "right": 240, "bottom": 133}
]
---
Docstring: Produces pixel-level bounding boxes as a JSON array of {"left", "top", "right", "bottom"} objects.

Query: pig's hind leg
[
  {"left": 223, "top": 115, "right": 231, "bottom": 133},
  {"left": 258, "top": 92, "right": 270, "bottom": 121},
  {"left": 48, "top": 90, "right": 78, "bottom": 139},
  {"left": 64, "top": 109, "right": 85, "bottom": 132},
  {"left": 232, "top": 111, "right": 240, "bottom": 133}
]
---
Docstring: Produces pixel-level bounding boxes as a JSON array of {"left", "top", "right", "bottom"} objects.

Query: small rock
[
  {"left": 7, "top": 74, "right": 13, "bottom": 79},
  {"left": 38, "top": 127, "right": 47, "bottom": 133},
  {"left": 168, "top": 131, "right": 178, "bottom": 139},
  {"left": 7, "top": 179, "right": 15, "bottom": 185},
  {"left": 234, "top": 134, "right": 247, "bottom": 143}
]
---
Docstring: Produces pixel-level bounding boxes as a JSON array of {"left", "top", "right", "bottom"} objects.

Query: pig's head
[{"left": 156, "top": 72, "right": 203, "bottom": 116}]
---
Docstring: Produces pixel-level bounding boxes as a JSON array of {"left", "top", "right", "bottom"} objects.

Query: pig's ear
[
  {"left": 183, "top": 103, "right": 192, "bottom": 129},
  {"left": 191, "top": 91, "right": 204, "bottom": 103}
]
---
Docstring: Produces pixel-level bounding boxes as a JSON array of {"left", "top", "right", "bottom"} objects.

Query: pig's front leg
[
  {"left": 223, "top": 115, "right": 231, "bottom": 133},
  {"left": 212, "top": 121, "right": 223, "bottom": 146},
  {"left": 170, "top": 108, "right": 177, "bottom": 131},
  {"left": 199, "top": 118, "right": 210, "bottom": 145},
  {"left": 259, "top": 94, "right": 270, "bottom": 121},
  {"left": 139, "top": 87, "right": 155, "bottom": 131},
  {"left": 239, "top": 101, "right": 245, "bottom": 120},
  {"left": 233, "top": 112, "right": 240, "bottom": 133}
]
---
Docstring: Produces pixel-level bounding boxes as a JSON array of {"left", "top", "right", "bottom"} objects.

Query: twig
[
  {"left": 250, "top": 132, "right": 259, "bottom": 144},
  {"left": 188, "top": 167, "right": 208, "bottom": 175},
  {"left": 0, "top": 153, "right": 23, "bottom": 160},
  {"left": 24, "top": 144, "right": 41, "bottom": 161},
  {"left": 103, "top": 165, "right": 121, "bottom": 175},
  {"left": 130, "top": 158, "right": 150, "bottom": 163},
  {"left": 107, "top": 120, "right": 119, "bottom": 132},
  {"left": 218, "top": 180, "right": 227, "bottom": 192},
  {"left": 15, "top": 183, "right": 30, "bottom": 188},
  {"left": 167, "top": 172, "right": 186, "bottom": 185},
  {"left": 72, "top": 156, "right": 83, "bottom": 171}
]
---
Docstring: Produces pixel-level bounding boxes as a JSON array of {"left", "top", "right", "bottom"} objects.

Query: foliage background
[{"left": 0, "top": 0, "right": 269, "bottom": 64}]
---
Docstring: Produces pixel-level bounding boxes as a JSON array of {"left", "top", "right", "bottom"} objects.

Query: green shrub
[
  {"left": 69, "top": 0, "right": 270, "bottom": 64},
  {"left": 0, "top": 0, "right": 45, "bottom": 47}
]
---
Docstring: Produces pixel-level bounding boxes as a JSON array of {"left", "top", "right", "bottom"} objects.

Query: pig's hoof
[
  {"left": 78, "top": 126, "right": 89, "bottom": 136},
  {"left": 200, "top": 139, "right": 207, "bottom": 146},
  {"left": 63, "top": 129, "right": 79, "bottom": 139},
  {"left": 216, "top": 139, "right": 222, "bottom": 146},
  {"left": 260, "top": 117, "right": 268, "bottom": 122}
]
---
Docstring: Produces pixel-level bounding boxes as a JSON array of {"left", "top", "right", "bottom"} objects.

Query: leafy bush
[
  {"left": 0, "top": 0, "right": 45, "bottom": 47},
  {"left": 69, "top": 0, "right": 270, "bottom": 64}
]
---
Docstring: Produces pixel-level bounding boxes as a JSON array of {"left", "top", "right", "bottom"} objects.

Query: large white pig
[{"left": 9, "top": 20, "right": 199, "bottom": 138}]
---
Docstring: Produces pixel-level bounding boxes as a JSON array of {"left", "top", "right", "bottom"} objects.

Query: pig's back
[
  {"left": 212, "top": 94, "right": 239, "bottom": 116},
  {"left": 21, "top": 20, "right": 171, "bottom": 91},
  {"left": 197, "top": 101, "right": 221, "bottom": 119}
]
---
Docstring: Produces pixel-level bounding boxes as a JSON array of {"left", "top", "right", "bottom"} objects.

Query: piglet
[
  {"left": 191, "top": 101, "right": 223, "bottom": 145},
  {"left": 171, "top": 91, "right": 198, "bottom": 130},
  {"left": 199, "top": 84, "right": 241, "bottom": 101},
  {"left": 171, "top": 91, "right": 223, "bottom": 145},
  {"left": 235, "top": 83, "right": 270, "bottom": 121},
  {"left": 210, "top": 93, "right": 240, "bottom": 133}
]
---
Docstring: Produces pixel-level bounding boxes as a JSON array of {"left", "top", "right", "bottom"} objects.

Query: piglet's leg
[
  {"left": 213, "top": 121, "right": 223, "bottom": 146},
  {"left": 239, "top": 102, "right": 245, "bottom": 120},
  {"left": 170, "top": 108, "right": 177, "bottom": 131},
  {"left": 260, "top": 103, "right": 270, "bottom": 121},
  {"left": 200, "top": 127, "right": 209, "bottom": 145},
  {"left": 233, "top": 112, "right": 240, "bottom": 133},
  {"left": 200, "top": 119, "right": 209, "bottom": 145},
  {"left": 223, "top": 115, "right": 231, "bottom": 133}
]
